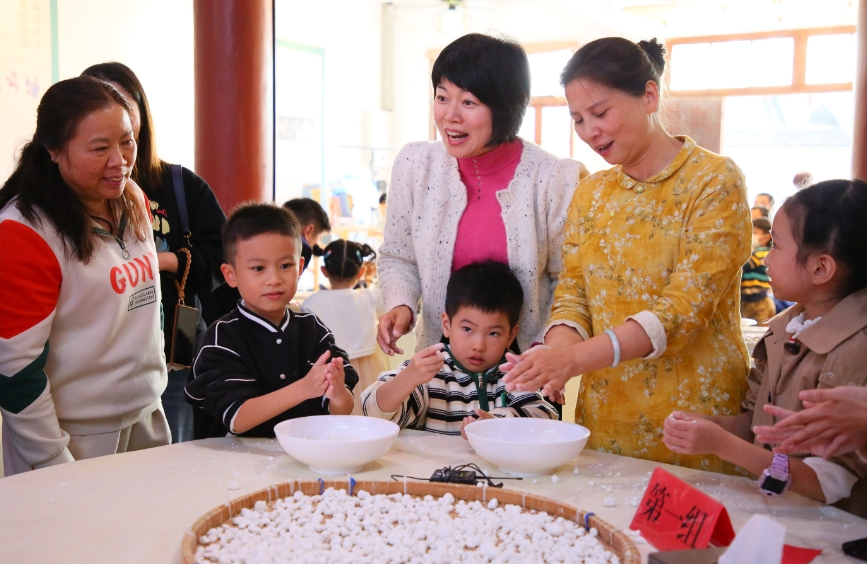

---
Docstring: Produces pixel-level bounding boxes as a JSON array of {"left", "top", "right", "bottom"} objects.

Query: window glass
[
  {"left": 671, "top": 37, "right": 794, "bottom": 90},
  {"left": 806, "top": 34, "right": 856, "bottom": 84},
  {"left": 519, "top": 108, "right": 535, "bottom": 142},
  {"left": 540, "top": 105, "right": 572, "bottom": 159},
  {"left": 748, "top": 37, "right": 794, "bottom": 87},
  {"left": 710, "top": 41, "right": 751, "bottom": 89},
  {"left": 722, "top": 92, "right": 853, "bottom": 206},
  {"left": 670, "top": 43, "right": 712, "bottom": 90},
  {"left": 528, "top": 50, "right": 574, "bottom": 97}
]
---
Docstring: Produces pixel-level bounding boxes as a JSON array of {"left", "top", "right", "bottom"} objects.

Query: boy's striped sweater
[{"left": 360, "top": 350, "right": 558, "bottom": 435}]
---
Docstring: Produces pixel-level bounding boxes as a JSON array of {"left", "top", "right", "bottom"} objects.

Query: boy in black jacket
[{"left": 186, "top": 203, "right": 357, "bottom": 438}]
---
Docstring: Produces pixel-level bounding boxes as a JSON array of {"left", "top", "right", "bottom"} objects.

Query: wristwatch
[{"left": 758, "top": 453, "right": 792, "bottom": 496}]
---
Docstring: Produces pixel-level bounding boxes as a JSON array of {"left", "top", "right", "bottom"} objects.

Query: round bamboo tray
[{"left": 183, "top": 480, "right": 640, "bottom": 564}]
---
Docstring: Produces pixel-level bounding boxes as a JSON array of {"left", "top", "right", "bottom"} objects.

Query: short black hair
[
  {"left": 752, "top": 217, "right": 771, "bottom": 234},
  {"left": 756, "top": 192, "right": 775, "bottom": 206},
  {"left": 432, "top": 33, "right": 530, "bottom": 148},
  {"left": 751, "top": 205, "right": 770, "bottom": 217},
  {"left": 222, "top": 202, "right": 300, "bottom": 264},
  {"left": 445, "top": 261, "right": 523, "bottom": 327},
  {"left": 282, "top": 198, "right": 330, "bottom": 236}
]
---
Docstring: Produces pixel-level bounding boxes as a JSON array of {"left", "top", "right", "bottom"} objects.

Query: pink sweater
[{"left": 451, "top": 140, "right": 524, "bottom": 272}]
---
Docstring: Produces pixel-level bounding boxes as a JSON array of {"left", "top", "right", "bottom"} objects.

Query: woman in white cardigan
[{"left": 377, "top": 33, "right": 587, "bottom": 358}]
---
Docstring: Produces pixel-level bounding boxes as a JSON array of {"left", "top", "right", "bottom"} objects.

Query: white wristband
[{"left": 604, "top": 329, "right": 620, "bottom": 368}]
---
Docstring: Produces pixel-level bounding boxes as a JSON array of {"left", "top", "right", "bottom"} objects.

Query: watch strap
[{"left": 769, "top": 453, "right": 789, "bottom": 479}]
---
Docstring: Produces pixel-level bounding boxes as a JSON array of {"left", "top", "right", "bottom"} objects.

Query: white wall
[
  {"left": 57, "top": 0, "right": 195, "bottom": 168},
  {"left": 1, "top": 0, "right": 195, "bottom": 183}
]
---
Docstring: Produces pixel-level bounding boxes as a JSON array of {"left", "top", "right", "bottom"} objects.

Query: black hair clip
[{"left": 783, "top": 338, "right": 801, "bottom": 354}]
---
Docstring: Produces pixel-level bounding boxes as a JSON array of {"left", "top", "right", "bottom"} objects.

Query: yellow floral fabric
[{"left": 551, "top": 137, "right": 752, "bottom": 474}]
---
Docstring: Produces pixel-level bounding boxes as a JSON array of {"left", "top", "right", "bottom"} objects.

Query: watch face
[{"left": 761, "top": 476, "right": 788, "bottom": 495}]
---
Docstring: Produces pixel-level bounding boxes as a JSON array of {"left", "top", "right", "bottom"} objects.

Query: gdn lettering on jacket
[{"left": 110, "top": 252, "right": 157, "bottom": 294}]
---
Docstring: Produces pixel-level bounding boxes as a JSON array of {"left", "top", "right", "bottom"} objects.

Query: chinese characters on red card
[
  {"left": 630, "top": 467, "right": 822, "bottom": 564},
  {"left": 629, "top": 467, "right": 735, "bottom": 551}
]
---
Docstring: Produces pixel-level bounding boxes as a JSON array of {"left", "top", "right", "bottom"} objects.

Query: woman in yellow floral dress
[{"left": 502, "top": 37, "right": 752, "bottom": 473}]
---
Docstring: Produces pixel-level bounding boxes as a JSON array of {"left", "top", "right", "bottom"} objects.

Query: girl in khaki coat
[{"left": 663, "top": 179, "right": 867, "bottom": 516}]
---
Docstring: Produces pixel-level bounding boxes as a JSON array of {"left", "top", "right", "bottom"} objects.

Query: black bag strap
[{"left": 171, "top": 164, "right": 191, "bottom": 238}]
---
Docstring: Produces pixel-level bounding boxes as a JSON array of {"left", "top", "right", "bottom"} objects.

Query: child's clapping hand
[
  {"left": 404, "top": 343, "right": 446, "bottom": 384},
  {"left": 324, "top": 356, "right": 355, "bottom": 415},
  {"left": 663, "top": 411, "right": 727, "bottom": 455},
  {"left": 460, "top": 408, "right": 493, "bottom": 440},
  {"left": 297, "top": 350, "right": 332, "bottom": 400}
]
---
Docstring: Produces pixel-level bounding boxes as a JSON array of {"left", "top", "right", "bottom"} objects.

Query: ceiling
[{"left": 387, "top": 0, "right": 859, "bottom": 39}]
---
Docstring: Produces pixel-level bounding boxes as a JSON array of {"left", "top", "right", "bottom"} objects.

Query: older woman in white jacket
[{"left": 377, "top": 33, "right": 587, "bottom": 358}]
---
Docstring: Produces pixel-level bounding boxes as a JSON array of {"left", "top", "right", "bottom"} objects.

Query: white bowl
[
  {"left": 274, "top": 415, "right": 399, "bottom": 474},
  {"left": 465, "top": 418, "right": 591, "bottom": 477}
]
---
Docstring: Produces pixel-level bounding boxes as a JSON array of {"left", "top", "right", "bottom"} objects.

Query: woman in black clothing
[{"left": 82, "top": 63, "right": 226, "bottom": 443}]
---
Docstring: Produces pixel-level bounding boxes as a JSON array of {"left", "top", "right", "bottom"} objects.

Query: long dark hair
[
  {"left": 314, "top": 239, "right": 376, "bottom": 282},
  {"left": 781, "top": 179, "right": 867, "bottom": 297},
  {"left": 0, "top": 76, "right": 151, "bottom": 263},
  {"left": 81, "top": 62, "right": 164, "bottom": 195}
]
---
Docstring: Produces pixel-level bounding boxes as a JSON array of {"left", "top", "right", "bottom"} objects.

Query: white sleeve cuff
[
  {"left": 802, "top": 457, "right": 859, "bottom": 504},
  {"left": 228, "top": 409, "right": 240, "bottom": 435},
  {"left": 626, "top": 310, "right": 667, "bottom": 359},
  {"left": 544, "top": 320, "right": 590, "bottom": 342}
]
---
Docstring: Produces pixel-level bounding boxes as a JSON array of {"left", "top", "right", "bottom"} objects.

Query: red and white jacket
[{"left": 0, "top": 194, "right": 166, "bottom": 472}]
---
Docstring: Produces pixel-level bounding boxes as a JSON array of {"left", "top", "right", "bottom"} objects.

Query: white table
[{"left": 0, "top": 431, "right": 863, "bottom": 563}]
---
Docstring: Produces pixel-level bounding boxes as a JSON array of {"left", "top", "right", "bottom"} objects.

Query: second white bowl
[{"left": 465, "top": 418, "right": 591, "bottom": 477}]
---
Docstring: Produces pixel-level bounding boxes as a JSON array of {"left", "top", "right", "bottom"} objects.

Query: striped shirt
[
  {"left": 360, "top": 351, "right": 558, "bottom": 435},
  {"left": 741, "top": 247, "right": 771, "bottom": 302}
]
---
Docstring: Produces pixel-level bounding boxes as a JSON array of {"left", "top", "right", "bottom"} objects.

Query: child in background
[
  {"left": 664, "top": 179, "right": 867, "bottom": 516},
  {"left": 754, "top": 192, "right": 775, "bottom": 214},
  {"left": 186, "top": 203, "right": 357, "bottom": 438},
  {"left": 283, "top": 197, "right": 331, "bottom": 275},
  {"left": 301, "top": 240, "right": 390, "bottom": 396},
  {"left": 740, "top": 217, "right": 775, "bottom": 324},
  {"left": 751, "top": 205, "right": 770, "bottom": 221},
  {"left": 361, "top": 261, "right": 558, "bottom": 437}
]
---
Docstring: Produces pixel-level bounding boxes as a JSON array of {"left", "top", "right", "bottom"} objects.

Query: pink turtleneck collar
[
  {"left": 457, "top": 139, "right": 523, "bottom": 178},
  {"left": 451, "top": 140, "right": 524, "bottom": 273}
]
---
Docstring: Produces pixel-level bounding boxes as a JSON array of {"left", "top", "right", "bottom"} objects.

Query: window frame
[{"left": 666, "top": 26, "right": 856, "bottom": 97}]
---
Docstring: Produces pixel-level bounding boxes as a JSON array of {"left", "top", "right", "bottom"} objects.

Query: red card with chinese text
[{"left": 629, "top": 467, "right": 735, "bottom": 551}]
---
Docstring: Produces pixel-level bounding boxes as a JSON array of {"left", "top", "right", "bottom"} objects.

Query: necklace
[{"left": 91, "top": 214, "right": 131, "bottom": 260}]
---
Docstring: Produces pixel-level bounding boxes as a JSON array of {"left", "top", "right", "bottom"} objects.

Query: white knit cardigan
[{"left": 378, "top": 139, "right": 585, "bottom": 353}]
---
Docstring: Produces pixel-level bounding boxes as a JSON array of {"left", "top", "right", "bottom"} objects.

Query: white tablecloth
[{"left": 0, "top": 431, "right": 863, "bottom": 563}]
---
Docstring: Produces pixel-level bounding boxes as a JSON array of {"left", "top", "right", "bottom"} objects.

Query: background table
[{"left": 0, "top": 431, "right": 864, "bottom": 563}]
